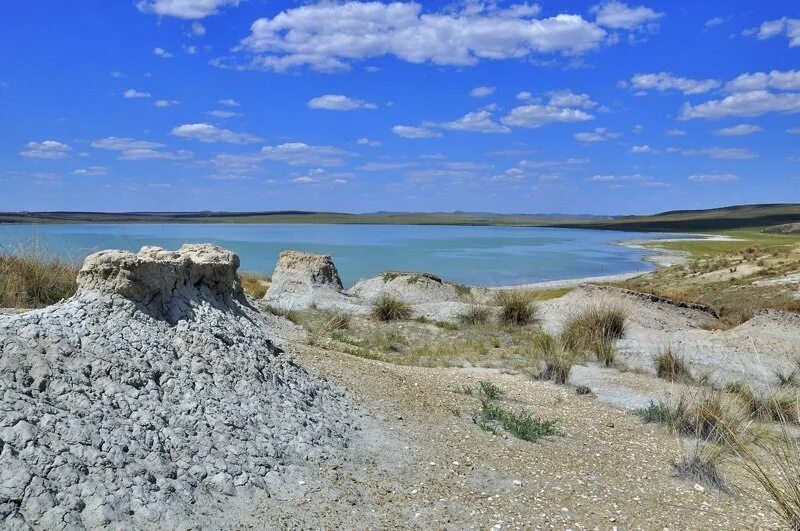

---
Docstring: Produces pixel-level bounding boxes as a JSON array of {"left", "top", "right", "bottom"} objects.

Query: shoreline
[{"left": 493, "top": 233, "right": 739, "bottom": 291}]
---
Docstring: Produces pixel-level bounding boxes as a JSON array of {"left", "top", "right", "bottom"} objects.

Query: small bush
[
  {"left": 675, "top": 448, "right": 728, "bottom": 492},
  {"left": 240, "top": 272, "right": 269, "bottom": 299},
  {"left": 654, "top": 345, "right": 693, "bottom": 382},
  {"left": 371, "top": 294, "right": 412, "bottom": 321},
  {"left": 0, "top": 246, "right": 78, "bottom": 308},
  {"left": 637, "top": 391, "right": 744, "bottom": 444},
  {"left": 473, "top": 400, "right": 557, "bottom": 442},
  {"left": 478, "top": 381, "right": 504, "bottom": 400},
  {"left": 457, "top": 305, "right": 492, "bottom": 325},
  {"left": 561, "top": 304, "right": 627, "bottom": 352},
  {"left": 532, "top": 333, "right": 578, "bottom": 384},
  {"left": 636, "top": 400, "right": 673, "bottom": 424},
  {"left": 494, "top": 290, "right": 537, "bottom": 326},
  {"left": 592, "top": 340, "right": 616, "bottom": 367}
]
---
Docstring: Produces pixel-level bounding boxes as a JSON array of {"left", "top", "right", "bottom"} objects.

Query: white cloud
[
  {"left": 392, "top": 125, "right": 443, "bottom": 139},
  {"left": 726, "top": 70, "right": 800, "bottom": 92},
  {"left": 788, "top": 127, "right": 800, "bottom": 134},
  {"left": 628, "top": 72, "right": 720, "bottom": 94},
  {"left": 235, "top": 3, "right": 608, "bottom": 72},
  {"left": 713, "top": 124, "right": 763, "bottom": 136},
  {"left": 436, "top": 110, "right": 511, "bottom": 134},
  {"left": 590, "top": 1, "right": 663, "bottom": 30},
  {"left": 307, "top": 94, "right": 377, "bottom": 111},
  {"left": 259, "top": 143, "right": 352, "bottom": 166},
  {"left": 589, "top": 173, "right": 664, "bottom": 186},
  {"left": 689, "top": 173, "right": 739, "bottom": 182},
  {"left": 91, "top": 137, "right": 193, "bottom": 160},
  {"left": 171, "top": 123, "right": 262, "bottom": 144},
  {"left": 154, "top": 47, "right": 174, "bottom": 58},
  {"left": 191, "top": 21, "right": 206, "bottom": 36},
  {"left": 501, "top": 104, "right": 593, "bottom": 128},
  {"left": 124, "top": 89, "right": 151, "bottom": 99},
  {"left": 682, "top": 147, "right": 757, "bottom": 160},
  {"left": 666, "top": 128, "right": 686, "bottom": 136},
  {"left": 155, "top": 99, "right": 180, "bottom": 107},
  {"left": 72, "top": 166, "right": 108, "bottom": 176},
  {"left": 516, "top": 91, "right": 533, "bottom": 100},
  {"left": 207, "top": 110, "right": 240, "bottom": 118},
  {"left": 470, "top": 86, "right": 495, "bottom": 97},
  {"left": 680, "top": 90, "right": 800, "bottom": 119},
  {"left": 705, "top": 17, "right": 726, "bottom": 28},
  {"left": 218, "top": 98, "right": 240, "bottom": 107},
  {"left": 547, "top": 89, "right": 597, "bottom": 108},
  {"left": 574, "top": 127, "right": 618, "bottom": 142},
  {"left": 356, "top": 137, "right": 381, "bottom": 147},
  {"left": 630, "top": 144, "right": 652, "bottom": 153},
  {"left": 20, "top": 140, "right": 71, "bottom": 159},
  {"left": 137, "top": 0, "right": 239, "bottom": 19},
  {"left": 748, "top": 17, "right": 800, "bottom": 47},
  {"left": 292, "top": 176, "right": 316, "bottom": 184}
]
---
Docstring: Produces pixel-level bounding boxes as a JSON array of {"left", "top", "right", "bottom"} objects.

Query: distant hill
[{"left": 1, "top": 204, "right": 799, "bottom": 232}]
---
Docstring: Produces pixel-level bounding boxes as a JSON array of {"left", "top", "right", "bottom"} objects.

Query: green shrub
[
  {"left": 473, "top": 400, "right": 557, "bottom": 442},
  {"left": 478, "top": 381, "right": 504, "bottom": 400},
  {"left": 371, "top": 294, "right": 412, "bottom": 321}
]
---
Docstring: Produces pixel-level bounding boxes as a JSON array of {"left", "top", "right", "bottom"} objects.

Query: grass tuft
[
  {"left": 371, "top": 294, "right": 412, "bottom": 321},
  {"left": 0, "top": 244, "right": 78, "bottom": 308},
  {"left": 560, "top": 304, "right": 627, "bottom": 352},
  {"left": 240, "top": 272, "right": 269, "bottom": 299},
  {"left": 654, "top": 345, "right": 694, "bottom": 382},
  {"left": 457, "top": 304, "right": 492, "bottom": 325},
  {"left": 532, "top": 333, "right": 579, "bottom": 384},
  {"left": 473, "top": 400, "right": 557, "bottom": 442},
  {"left": 494, "top": 290, "right": 537, "bottom": 326}
]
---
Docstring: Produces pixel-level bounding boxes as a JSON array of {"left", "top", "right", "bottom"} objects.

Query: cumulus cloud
[
  {"left": 435, "top": 110, "right": 511, "bottom": 133},
  {"left": 682, "top": 147, "right": 757, "bottom": 160},
  {"left": 171, "top": 123, "right": 262, "bottom": 144},
  {"left": 589, "top": 173, "right": 665, "bottom": 186},
  {"left": 72, "top": 166, "right": 108, "bottom": 176},
  {"left": 137, "top": 0, "right": 240, "bottom": 19},
  {"left": 680, "top": 90, "right": 800, "bottom": 119},
  {"left": 207, "top": 110, "right": 239, "bottom": 118},
  {"left": 259, "top": 143, "right": 352, "bottom": 166},
  {"left": 233, "top": 2, "right": 608, "bottom": 72},
  {"left": 470, "top": 86, "right": 495, "bottom": 97},
  {"left": 714, "top": 124, "right": 763, "bottom": 136},
  {"left": 627, "top": 72, "right": 720, "bottom": 94},
  {"left": 516, "top": 91, "right": 533, "bottom": 100},
  {"left": 191, "top": 22, "right": 206, "bottom": 36},
  {"left": 705, "top": 17, "right": 727, "bottom": 28},
  {"left": 356, "top": 138, "right": 381, "bottom": 147},
  {"left": 154, "top": 47, "right": 174, "bottom": 58},
  {"left": 20, "top": 140, "right": 71, "bottom": 159},
  {"left": 689, "top": 173, "right": 739, "bottom": 182},
  {"left": 218, "top": 98, "right": 240, "bottom": 107},
  {"left": 666, "top": 128, "right": 686, "bottom": 136},
  {"left": 501, "top": 104, "right": 593, "bottom": 128},
  {"left": 155, "top": 99, "right": 180, "bottom": 107},
  {"left": 748, "top": 17, "right": 800, "bottom": 47},
  {"left": 725, "top": 70, "right": 800, "bottom": 92},
  {"left": 123, "top": 89, "right": 151, "bottom": 99},
  {"left": 590, "top": 1, "right": 663, "bottom": 30},
  {"left": 307, "top": 94, "right": 377, "bottom": 111},
  {"left": 574, "top": 127, "right": 618, "bottom": 142},
  {"left": 91, "top": 137, "right": 193, "bottom": 160},
  {"left": 392, "top": 125, "right": 443, "bottom": 139},
  {"left": 630, "top": 144, "right": 652, "bottom": 153},
  {"left": 547, "top": 89, "right": 597, "bottom": 108}
]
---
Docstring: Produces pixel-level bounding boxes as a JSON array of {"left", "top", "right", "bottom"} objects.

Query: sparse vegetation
[
  {"left": 473, "top": 400, "right": 557, "bottom": 442},
  {"left": 531, "top": 333, "right": 579, "bottom": 384},
  {"left": 371, "top": 294, "right": 412, "bottom": 321},
  {"left": 675, "top": 444, "right": 728, "bottom": 492},
  {"left": 636, "top": 391, "right": 744, "bottom": 444},
  {"left": 654, "top": 345, "right": 693, "bottom": 383},
  {"left": 560, "top": 304, "right": 627, "bottom": 352},
  {"left": 494, "top": 290, "right": 537, "bottom": 326},
  {"left": 240, "top": 272, "right": 269, "bottom": 299},
  {"left": 0, "top": 245, "right": 79, "bottom": 309},
  {"left": 457, "top": 304, "right": 492, "bottom": 325},
  {"left": 478, "top": 380, "right": 504, "bottom": 400}
]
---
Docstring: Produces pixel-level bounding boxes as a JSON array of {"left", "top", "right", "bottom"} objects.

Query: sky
[{"left": 1, "top": 0, "right": 799, "bottom": 215}]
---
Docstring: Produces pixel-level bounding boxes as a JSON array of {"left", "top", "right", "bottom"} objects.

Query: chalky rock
[
  {"left": 264, "top": 250, "right": 365, "bottom": 313},
  {"left": 0, "top": 244, "right": 356, "bottom": 529}
]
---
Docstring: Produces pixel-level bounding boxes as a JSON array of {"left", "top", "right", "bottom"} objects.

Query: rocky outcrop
[
  {"left": 264, "top": 251, "right": 365, "bottom": 313},
  {"left": 762, "top": 223, "right": 800, "bottom": 234},
  {"left": 348, "top": 271, "right": 469, "bottom": 304},
  {"left": 0, "top": 244, "right": 357, "bottom": 529}
]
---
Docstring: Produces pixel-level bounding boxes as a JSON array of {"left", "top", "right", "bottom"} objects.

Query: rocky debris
[
  {"left": 348, "top": 271, "right": 470, "bottom": 305},
  {"left": 0, "top": 244, "right": 357, "bottom": 529},
  {"left": 264, "top": 251, "right": 365, "bottom": 314},
  {"left": 762, "top": 222, "right": 800, "bottom": 234}
]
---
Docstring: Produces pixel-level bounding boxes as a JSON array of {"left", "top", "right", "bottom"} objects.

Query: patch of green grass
[
  {"left": 635, "top": 400, "right": 673, "bottom": 423},
  {"left": 473, "top": 400, "right": 557, "bottom": 442},
  {"left": 451, "top": 282, "right": 472, "bottom": 298},
  {"left": 478, "top": 381, "right": 504, "bottom": 400},
  {"left": 371, "top": 294, "right": 412, "bottom": 321}
]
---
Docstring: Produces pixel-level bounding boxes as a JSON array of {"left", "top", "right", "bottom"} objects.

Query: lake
[{"left": 0, "top": 223, "right": 677, "bottom": 287}]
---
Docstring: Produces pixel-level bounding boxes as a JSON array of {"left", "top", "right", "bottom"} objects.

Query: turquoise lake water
[{"left": 0, "top": 224, "right": 679, "bottom": 287}]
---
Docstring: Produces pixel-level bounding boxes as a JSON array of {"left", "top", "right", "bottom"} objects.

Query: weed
[
  {"left": 636, "top": 400, "right": 673, "bottom": 423},
  {"left": 457, "top": 305, "right": 492, "bottom": 325},
  {"left": 494, "top": 290, "right": 537, "bottom": 326},
  {"left": 532, "top": 333, "right": 579, "bottom": 384},
  {"left": 675, "top": 444, "right": 728, "bottom": 492},
  {"left": 561, "top": 304, "right": 627, "bottom": 352},
  {"left": 0, "top": 244, "right": 78, "bottom": 308},
  {"left": 473, "top": 400, "right": 557, "bottom": 442},
  {"left": 592, "top": 340, "right": 616, "bottom": 367},
  {"left": 478, "top": 381, "right": 504, "bottom": 400},
  {"left": 654, "top": 345, "right": 694, "bottom": 383},
  {"left": 371, "top": 295, "right": 412, "bottom": 321},
  {"left": 240, "top": 272, "right": 269, "bottom": 299}
]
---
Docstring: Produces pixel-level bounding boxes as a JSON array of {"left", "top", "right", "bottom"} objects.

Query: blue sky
[{"left": 1, "top": 0, "right": 798, "bottom": 215}]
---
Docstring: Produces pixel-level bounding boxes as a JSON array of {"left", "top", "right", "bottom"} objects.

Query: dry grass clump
[
  {"left": 371, "top": 294, "right": 412, "bottom": 321},
  {"left": 675, "top": 443, "right": 728, "bottom": 492},
  {"left": 531, "top": 333, "right": 580, "bottom": 384},
  {"left": 654, "top": 345, "right": 694, "bottom": 382},
  {"left": 0, "top": 246, "right": 78, "bottom": 308},
  {"left": 494, "top": 290, "right": 537, "bottom": 326},
  {"left": 457, "top": 304, "right": 492, "bottom": 325},
  {"left": 726, "top": 381, "right": 800, "bottom": 424},
  {"left": 240, "top": 272, "right": 270, "bottom": 299},
  {"left": 637, "top": 390, "right": 745, "bottom": 444},
  {"left": 561, "top": 304, "right": 627, "bottom": 351}
]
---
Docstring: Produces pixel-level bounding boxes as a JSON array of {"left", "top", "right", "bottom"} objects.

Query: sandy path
[{"left": 258, "top": 345, "right": 780, "bottom": 530}]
